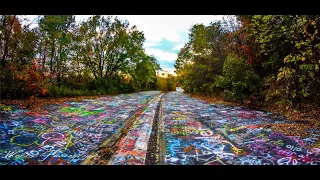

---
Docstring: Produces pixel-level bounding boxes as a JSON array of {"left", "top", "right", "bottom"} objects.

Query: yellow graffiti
[
  {"left": 171, "top": 127, "right": 212, "bottom": 136},
  {"left": 173, "top": 117, "right": 187, "bottom": 120},
  {"left": 271, "top": 140, "right": 284, "bottom": 146},
  {"left": 256, "top": 133, "right": 268, "bottom": 140},
  {"left": 204, "top": 157, "right": 226, "bottom": 165},
  {"left": 66, "top": 134, "right": 73, "bottom": 148},
  {"left": 10, "top": 135, "right": 40, "bottom": 147},
  {"left": 231, "top": 146, "right": 243, "bottom": 154},
  {"left": 229, "top": 126, "right": 246, "bottom": 132}
]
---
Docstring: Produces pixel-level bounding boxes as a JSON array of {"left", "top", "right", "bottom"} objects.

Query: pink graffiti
[
  {"left": 238, "top": 111, "right": 262, "bottom": 119},
  {"left": 297, "top": 154, "right": 318, "bottom": 164},
  {"left": 277, "top": 149, "right": 296, "bottom": 157},
  {"left": 185, "top": 121, "right": 201, "bottom": 127},
  {"left": 32, "top": 118, "right": 48, "bottom": 124},
  {"left": 41, "top": 132, "right": 65, "bottom": 146},
  {"left": 71, "top": 117, "right": 83, "bottom": 121}
]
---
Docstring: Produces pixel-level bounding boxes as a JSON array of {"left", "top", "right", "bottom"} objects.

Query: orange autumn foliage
[{"left": 9, "top": 59, "right": 49, "bottom": 97}]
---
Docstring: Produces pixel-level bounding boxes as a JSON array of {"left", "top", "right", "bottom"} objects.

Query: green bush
[
  {"left": 215, "top": 57, "right": 260, "bottom": 104},
  {"left": 47, "top": 85, "right": 91, "bottom": 97},
  {"left": 156, "top": 75, "right": 176, "bottom": 91},
  {"left": 46, "top": 75, "right": 152, "bottom": 98},
  {"left": 0, "top": 81, "right": 25, "bottom": 99},
  {"left": 119, "top": 83, "right": 136, "bottom": 93}
]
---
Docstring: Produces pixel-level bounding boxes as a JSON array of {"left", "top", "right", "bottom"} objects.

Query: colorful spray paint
[
  {"left": 0, "top": 91, "right": 161, "bottom": 165},
  {"left": 161, "top": 91, "right": 320, "bottom": 165}
]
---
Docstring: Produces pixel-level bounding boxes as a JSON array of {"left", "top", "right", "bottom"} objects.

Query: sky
[{"left": 25, "top": 15, "right": 225, "bottom": 74}]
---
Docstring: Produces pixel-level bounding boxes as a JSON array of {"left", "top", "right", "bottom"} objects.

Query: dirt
[{"left": 0, "top": 95, "right": 106, "bottom": 112}]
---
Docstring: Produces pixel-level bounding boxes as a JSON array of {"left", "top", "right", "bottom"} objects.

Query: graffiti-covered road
[
  {"left": 1, "top": 90, "right": 320, "bottom": 165},
  {"left": 108, "top": 93, "right": 164, "bottom": 165},
  {"left": 161, "top": 91, "right": 320, "bottom": 165},
  {"left": 0, "top": 91, "right": 161, "bottom": 165}
]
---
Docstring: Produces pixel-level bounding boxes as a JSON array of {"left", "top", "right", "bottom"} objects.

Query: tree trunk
[
  {"left": 240, "top": 92, "right": 244, "bottom": 105},
  {"left": 42, "top": 48, "right": 46, "bottom": 73},
  {"left": 50, "top": 42, "right": 55, "bottom": 74},
  {"left": 57, "top": 72, "right": 61, "bottom": 87},
  {"left": 57, "top": 44, "right": 62, "bottom": 87},
  {"left": 1, "top": 16, "right": 16, "bottom": 68}
]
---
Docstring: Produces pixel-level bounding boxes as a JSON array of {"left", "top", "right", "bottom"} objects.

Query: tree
[
  {"left": 76, "top": 16, "right": 146, "bottom": 79},
  {"left": 134, "top": 56, "right": 157, "bottom": 90},
  {"left": 39, "top": 15, "right": 75, "bottom": 87},
  {"left": 215, "top": 57, "right": 260, "bottom": 104},
  {"left": 174, "top": 22, "right": 228, "bottom": 94}
]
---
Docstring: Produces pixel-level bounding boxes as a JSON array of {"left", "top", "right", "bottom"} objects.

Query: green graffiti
[
  {"left": 142, "top": 107, "right": 149, "bottom": 114},
  {"left": 0, "top": 104, "right": 12, "bottom": 111},
  {"left": 103, "top": 118, "right": 118, "bottom": 124},
  {"left": 60, "top": 106, "right": 104, "bottom": 116},
  {"left": 60, "top": 106, "right": 84, "bottom": 113},
  {"left": 80, "top": 109, "right": 104, "bottom": 117}
]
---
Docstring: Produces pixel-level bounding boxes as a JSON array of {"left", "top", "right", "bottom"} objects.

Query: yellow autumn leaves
[{"left": 283, "top": 56, "right": 306, "bottom": 63}]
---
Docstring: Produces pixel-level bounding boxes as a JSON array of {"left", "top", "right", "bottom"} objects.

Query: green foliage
[
  {"left": 0, "top": 15, "right": 161, "bottom": 99},
  {"left": 119, "top": 83, "right": 136, "bottom": 93},
  {"left": 156, "top": 75, "right": 176, "bottom": 91},
  {"left": 75, "top": 15, "right": 147, "bottom": 79},
  {"left": 87, "top": 77, "right": 120, "bottom": 94},
  {"left": 174, "top": 21, "right": 229, "bottom": 96},
  {"left": 47, "top": 85, "right": 91, "bottom": 97},
  {"left": 133, "top": 56, "right": 157, "bottom": 90},
  {"left": 166, "top": 75, "right": 177, "bottom": 91},
  {"left": 175, "top": 15, "right": 320, "bottom": 109},
  {"left": 244, "top": 15, "right": 320, "bottom": 108},
  {"left": 215, "top": 57, "right": 260, "bottom": 103}
]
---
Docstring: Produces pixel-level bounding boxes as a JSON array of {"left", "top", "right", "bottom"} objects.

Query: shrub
[{"left": 215, "top": 57, "right": 260, "bottom": 104}]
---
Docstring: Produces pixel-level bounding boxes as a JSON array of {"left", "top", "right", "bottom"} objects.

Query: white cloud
[
  {"left": 24, "top": 15, "right": 225, "bottom": 71},
  {"left": 143, "top": 41, "right": 159, "bottom": 48},
  {"left": 20, "top": 15, "right": 40, "bottom": 29},
  {"left": 26, "top": 15, "right": 224, "bottom": 45},
  {"left": 173, "top": 43, "right": 185, "bottom": 51},
  {"left": 75, "top": 15, "right": 92, "bottom": 23},
  {"left": 145, "top": 48, "right": 177, "bottom": 62},
  {"left": 162, "top": 68, "right": 176, "bottom": 75},
  {"left": 116, "top": 15, "right": 224, "bottom": 43}
]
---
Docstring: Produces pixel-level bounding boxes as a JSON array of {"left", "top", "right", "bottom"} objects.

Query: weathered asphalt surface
[
  {"left": 161, "top": 91, "right": 320, "bottom": 165},
  {"left": 1, "top": 89, "right": 320, "bottom": 165},
  {"left": 0, "top": 91, "right": 161, "bottom": 165},
  {"left": 108, "top": 93, "right": 164, "bottom": 165}
]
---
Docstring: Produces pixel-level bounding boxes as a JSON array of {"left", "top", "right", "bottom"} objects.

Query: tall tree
[{"left": 39, "top": 15, "right": 75, "bottom": 86}]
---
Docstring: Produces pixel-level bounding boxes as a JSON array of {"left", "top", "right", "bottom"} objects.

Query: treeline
[
  {"left": 0, "top": 15, "right": 171, "bottom": 99},
  {"left": 175, "top": 15, "right": 320, "bottom": 110},
  {"left": 156, "top": 75, "right": 176, "bottom": 91}
]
